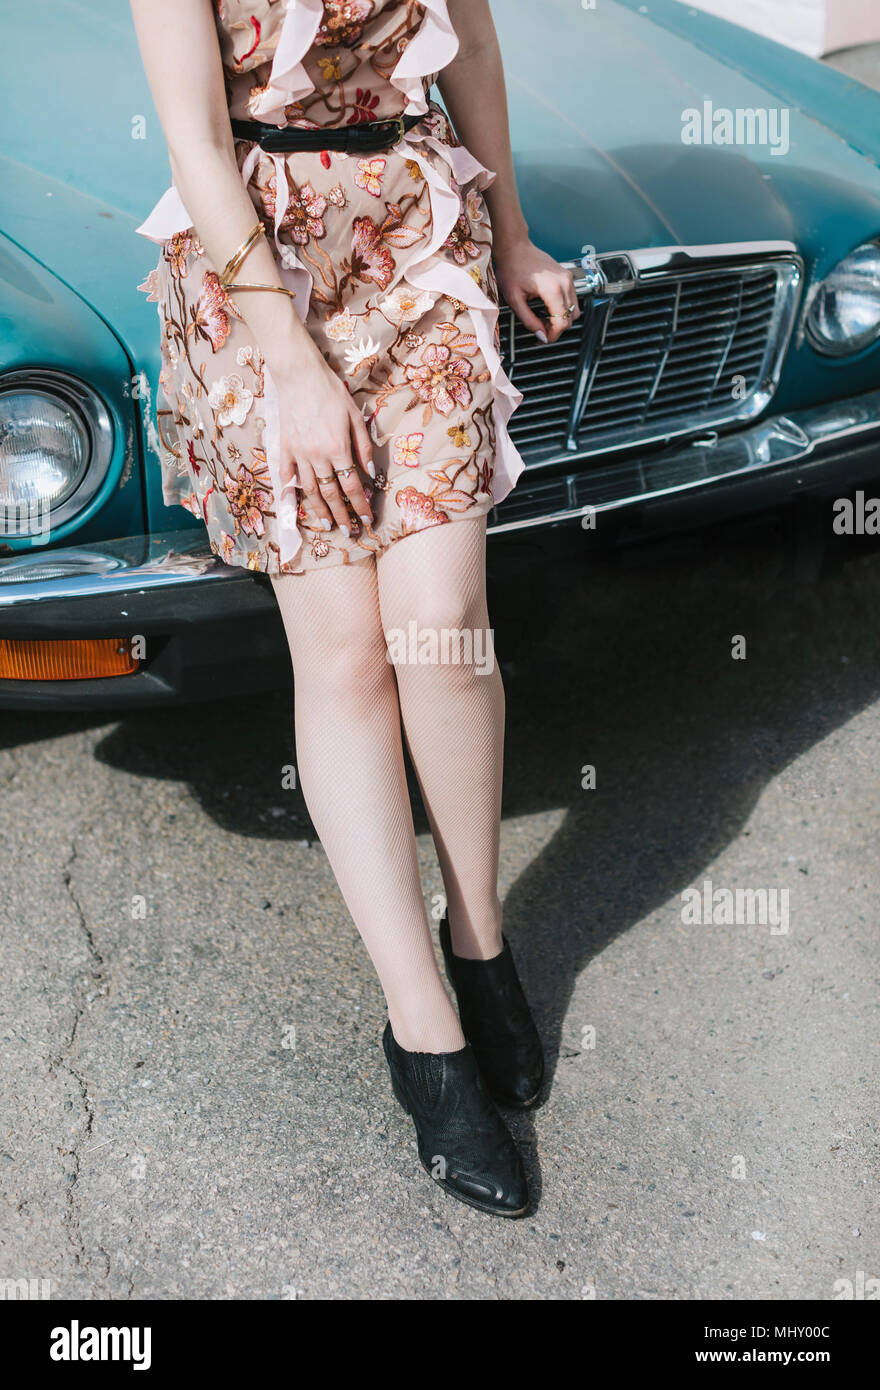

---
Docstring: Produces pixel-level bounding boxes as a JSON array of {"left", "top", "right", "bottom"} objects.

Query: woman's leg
[
  {"left": 375, "top": 517, "right": 506, "bottom": 961},
  {"left": 271, "top": 558, "right": 464, "bottom": 1053}
]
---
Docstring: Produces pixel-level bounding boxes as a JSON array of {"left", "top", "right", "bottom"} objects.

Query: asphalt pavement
[{"left": 1, "top": 513, "right": 877, "bottom": 1299}]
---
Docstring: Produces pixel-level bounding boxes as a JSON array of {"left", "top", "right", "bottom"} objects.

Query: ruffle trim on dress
[
  {"left": 248, "top": 0, "right": 324, "bottom": 123},
  {"left": 246, "top": 0, "right": 460, "bottom": 124},
  {"left": 388, "top": 0, "right": 459, "bottom": 118},
  {"left": 396, "top": 126, "right": 525, "bottom": 511}
]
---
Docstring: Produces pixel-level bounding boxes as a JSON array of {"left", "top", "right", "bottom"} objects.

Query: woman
[{"left": 132, "top": 0, "right": 580, "bottom": 1218}]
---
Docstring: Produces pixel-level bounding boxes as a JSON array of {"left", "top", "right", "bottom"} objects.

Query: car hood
[
  {"left": 498, "top": 0, "right": 880, "bottom": 263},
  {"left": 2, "top": 0, "right": 880, "bottom": 346}
]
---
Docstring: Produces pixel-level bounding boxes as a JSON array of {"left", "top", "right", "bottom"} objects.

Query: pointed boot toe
[{"left": 382, "top": 1022, "right": 529, "bottom": 1218}]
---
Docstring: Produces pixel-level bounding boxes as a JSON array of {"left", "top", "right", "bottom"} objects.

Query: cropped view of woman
[{"left": 131, "top": 0, "right": 580, "bottom": 1217}]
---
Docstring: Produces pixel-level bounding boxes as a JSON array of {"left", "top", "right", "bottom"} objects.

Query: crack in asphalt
[{"left": 50, "top": 829, "right": 112, "bottom": 1287}]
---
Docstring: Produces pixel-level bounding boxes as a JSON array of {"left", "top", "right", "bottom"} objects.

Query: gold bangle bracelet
[
  {"left": 218, "top": 221, "right": 266, "bottom": 287},
  {"left": 224, "top": 281, "right": 297, "bottom": 300}
]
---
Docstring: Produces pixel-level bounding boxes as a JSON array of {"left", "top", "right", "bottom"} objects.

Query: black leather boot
[
  {"left": 439, "top": 912, "right": 544, "bottom": 1108},
  {"left": 382, "top": 1021, "right": 529, "bottom": 1217}
]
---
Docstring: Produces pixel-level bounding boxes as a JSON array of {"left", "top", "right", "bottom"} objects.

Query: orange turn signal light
[{"left": 0, "top": 638, "right": 139, "bottom": 681}]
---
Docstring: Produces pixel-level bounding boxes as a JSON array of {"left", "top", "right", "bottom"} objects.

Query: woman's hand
[
  {"left": 493, "top": 237, "right": 582, "bottom": 345},
  {"left": 275, "top": 354, "right": 375, "bottom": 535}
]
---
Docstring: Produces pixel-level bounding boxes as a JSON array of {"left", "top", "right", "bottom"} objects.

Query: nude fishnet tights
[
  {"left": 376, "top": 518, "right": 505, "bottom": 963},
  {"left": 270, "top": 517, "right": 505, "bottom": 1054}
]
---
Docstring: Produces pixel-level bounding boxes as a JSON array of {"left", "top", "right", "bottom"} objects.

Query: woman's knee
[
  {"left": 271, "top": 562, "right": 388, "bottom": 688},
  {"left": 378, "top": 532, "right": 487, "bottom": 635},
  {"left": 395, "top": 584, "right": 484, "bottom": 650}
]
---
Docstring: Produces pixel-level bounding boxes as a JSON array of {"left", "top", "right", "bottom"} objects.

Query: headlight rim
[
  {"left": 806, "top": 239, "right": 880, "bottom": 359},
  {"left": 0, "top": 368, "right": 115, "bottom": 533}
]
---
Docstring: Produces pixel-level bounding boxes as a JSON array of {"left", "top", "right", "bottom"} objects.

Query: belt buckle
[{"left": 347, "top": 115, "right": 406, "bottom": 154}]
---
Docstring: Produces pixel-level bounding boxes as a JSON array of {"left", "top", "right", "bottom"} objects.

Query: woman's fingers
[
  {"left": 506, "top": 285, "right": 548, "bottom": 340},
  {"left": 508, "top": 270, "right": 581, "bottom": 345},
  {"left": 561, "top": 270, "right": 582, "bottom": 322},
  {"left": 279, "top": 452, "right": 298, "bottom": 490},
  {"left": 336, "top": 464, "right": 373, "bottom": 528},
  {"left": 341, "top": 403, "right": 375, "bottom": 524},
  {"left": 297, "top": 463, "right": 336, "bottom": 532},
  {"left": 347, "top": 399, "right": 375, "bottom": 480},
  {"left": 277, "top": 365, "right": 381, "bottom": 537},
  {"left": 317, "top": 459, "right": 359, "bottom": 534},
  {"left": 289, "top": 391, "right": 376, "bottom": 536},
  {"left": 538, "top": 272, "right": 580, "bottom": 343}
]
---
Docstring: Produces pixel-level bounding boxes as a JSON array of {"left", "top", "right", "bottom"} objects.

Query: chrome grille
[{"left": 497, "top": 254, "right": 801, "bottom": 465}]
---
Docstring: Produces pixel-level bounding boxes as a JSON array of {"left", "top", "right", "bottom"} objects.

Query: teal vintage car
[{"left": 2, "top": 0, "right": 880, "bottom": 706}]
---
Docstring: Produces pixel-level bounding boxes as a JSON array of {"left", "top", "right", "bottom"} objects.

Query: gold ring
[
  {"left": 315, "top": 474, "right": 336, "bottom": 485},
  {"left": 334, "top": 467, "right": 355, "bottom": 479}
]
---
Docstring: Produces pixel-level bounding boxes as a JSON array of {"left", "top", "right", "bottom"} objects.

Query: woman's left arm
[{"left": 438, "top": 0, "right": 581, "bottom": 343}]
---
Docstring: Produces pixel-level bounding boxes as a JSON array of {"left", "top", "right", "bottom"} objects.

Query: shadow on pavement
[{"left": 7, "top": 513, "right": 880, "bottom": 1211}]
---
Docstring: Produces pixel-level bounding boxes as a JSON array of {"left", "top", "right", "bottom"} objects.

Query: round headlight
[
  {"left": 806, "top": 241, "right": 880, "bottom": 356},
  {"left": 0, "top": 390, "right": 89, "bottom": 508},
  {"left": 0, "top": 371, "right": 113, "bottom": 536}
]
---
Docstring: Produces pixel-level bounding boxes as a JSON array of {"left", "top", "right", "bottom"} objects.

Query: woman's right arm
[{"left": 129, "top": 0, "right": 373, "bottom": 532}]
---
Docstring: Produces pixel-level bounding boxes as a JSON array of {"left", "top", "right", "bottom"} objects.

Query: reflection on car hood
[{"left": 498, "top": 0, "right": 880, "bottom": 260}]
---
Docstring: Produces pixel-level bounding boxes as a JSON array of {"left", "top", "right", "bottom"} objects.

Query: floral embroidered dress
[{"left": 136, "top": 0, "right": 524, "bottom": 573}]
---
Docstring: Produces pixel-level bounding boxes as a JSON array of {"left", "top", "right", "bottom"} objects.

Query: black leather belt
[{"left": 230, "top": 113, "right": 423, "bottom": 154}]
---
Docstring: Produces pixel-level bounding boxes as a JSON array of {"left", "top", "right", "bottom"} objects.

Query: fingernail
[
  {"left": 366, "top": 459, "right": 376, "bottom": 478},
  {"left": 319, "top": 518, "right": 332, "bottom": 531},
  {"left": 536, "top": 329, "right": 548, "bottom": 344},
  {"left": 340, "top": 524, "right": 349, "bottom": 538},
  {"left": 359, "top": 514, "right": 372, "bottom": 526}
]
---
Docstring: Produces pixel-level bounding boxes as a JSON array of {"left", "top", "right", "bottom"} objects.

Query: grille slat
[{"left": 501, "top": 259, "right": 797, "bottom": 460}]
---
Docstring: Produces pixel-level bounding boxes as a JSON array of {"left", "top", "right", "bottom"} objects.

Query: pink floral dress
[{"left": 136, "top": 0, "right": 524, "bottom": 574}]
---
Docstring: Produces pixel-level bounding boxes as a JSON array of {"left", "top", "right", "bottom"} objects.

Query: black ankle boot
[
  {"left": 439, "top": 913, "right": 544, "bottom": 1109},
  {"left": 382, "top": 1022, "right": 529, "bottom": 1218}
]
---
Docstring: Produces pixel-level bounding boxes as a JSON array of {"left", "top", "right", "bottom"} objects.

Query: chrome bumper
[
  {"left": 488, "top": 388, "right": 880, "bottom": 533},
  {"left": 0, "top": 532, "right": 250, "bottom": 608},
  {"left": 1, "top": 388, "right": 879, "bottom": 612}
]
